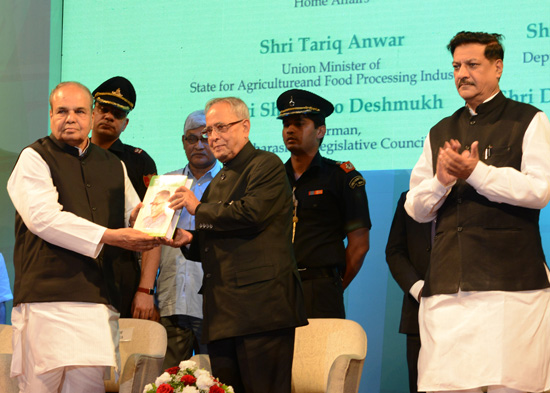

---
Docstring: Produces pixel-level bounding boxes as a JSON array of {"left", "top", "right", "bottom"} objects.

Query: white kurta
[
  {"left": 406, "top": 102, "right": 550, "bottom": 391},
  {"left": 7, "top": 144, "right": 140, "bottom": 377}
]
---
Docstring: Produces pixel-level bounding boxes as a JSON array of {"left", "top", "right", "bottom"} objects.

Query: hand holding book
[
  {"left": 169, "top": 185, "right": 201, "bottom": 215},
  {"left": 134, "top": 176, "right": 193, "bottom": 238},
  {"left": 101, "top": 227, "right": 163, "bottom": 252},
  {"left": 160, "top": 228, "right": 193, "bottom": 248}
]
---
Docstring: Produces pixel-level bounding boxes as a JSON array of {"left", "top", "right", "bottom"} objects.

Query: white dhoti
[
  {"left": 418, "top": 286, "right": 550, "bottom": 392},
  {"left": 11, "top": 302, "right": 120, "bottom": 391}
]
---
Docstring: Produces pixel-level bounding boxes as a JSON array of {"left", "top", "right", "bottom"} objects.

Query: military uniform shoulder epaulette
[
  {"left": 333, "top": 160, "right": 364, "bottom": 188},
  {"left": 122, "top": 143, "right": 145, "bottom": 155},
  {"left": 323, "top": 157, "right": 343, "bottom": 166},
  {"left": 337, "top": 161, "right": 356, "bottom": 173}
]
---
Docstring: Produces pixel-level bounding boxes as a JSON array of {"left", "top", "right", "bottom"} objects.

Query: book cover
[{"left": 134, "top": 175, "right": 193, "bottom": 237}]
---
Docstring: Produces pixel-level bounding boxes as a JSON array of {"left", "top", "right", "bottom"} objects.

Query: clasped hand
[{"left": 437, "top": 139, "right": 479, "bottom": 185}]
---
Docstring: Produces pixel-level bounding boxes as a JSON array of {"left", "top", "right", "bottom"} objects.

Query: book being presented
[{"left": 133, "top": 175, "right": 193, "bottom": 237}]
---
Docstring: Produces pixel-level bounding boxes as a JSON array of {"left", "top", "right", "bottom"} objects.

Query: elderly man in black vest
[
  {"left": 7, "top": 81, "right": 186, "bottom": 393},
  {"left": 405, "top": 32, "right": 550, "bottom": 393}
]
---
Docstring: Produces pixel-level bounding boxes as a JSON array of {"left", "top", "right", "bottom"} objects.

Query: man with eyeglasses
[
  {"left": 170, "top": 98, "right": 307, "bottom": 393},
  {"left": 277, "top": 89, "right": 371, "bottom": 319},
  {"left": 150, "top": 110, "right": 220, "bottom": 368},
  {"left": 91, "top": 76, "right": 158, "bottom": 318}
]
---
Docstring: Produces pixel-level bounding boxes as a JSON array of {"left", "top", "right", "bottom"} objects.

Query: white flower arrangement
[{"left": 143, "top": 360, "right": 233, "bottom": 393}]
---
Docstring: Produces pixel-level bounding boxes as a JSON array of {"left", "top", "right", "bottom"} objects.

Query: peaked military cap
[
  {"left": 276, "top": 89, "right": 334, "bottom": 119},
  {"left": 92, "top": 76, "right": 136, "bottom": 112}
]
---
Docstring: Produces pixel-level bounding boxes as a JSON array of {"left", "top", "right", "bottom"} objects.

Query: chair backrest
[
  {"left": 0, "top": 324, "right": 18, "bottom": 393},
  {"left": 104, "top": 318, "right": 167, "bottom": 392},
  {"left": 117, "top": 318, "right": 167, "bottom": 361},
  {"left": 0, "top": 324, "right": 12, "bottom": 353},
  {"left": 291, "top": 319, "right": 367, "bottom": 393}
]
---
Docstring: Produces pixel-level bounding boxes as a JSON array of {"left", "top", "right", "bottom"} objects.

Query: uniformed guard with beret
[
  {"left": 91, "top": 76, "right": 158, "bottom": 318},
  {"left": 277, "top": 88, "right": 372, "bottom": 318}
]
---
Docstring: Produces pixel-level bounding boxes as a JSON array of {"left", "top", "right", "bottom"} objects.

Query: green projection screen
[{"left": 60, "top": 1, "right": 550, "bottom": 175}]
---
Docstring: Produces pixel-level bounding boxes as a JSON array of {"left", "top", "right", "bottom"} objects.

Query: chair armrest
[
  {"left": 326, "top": 354, "right": 365, "bottom": 393},
  {"left": 0, "top": 353, "right": 19, "bottom": 393},
  {"left": 119, "top": 353, "right": 165, "bottom": 393}
]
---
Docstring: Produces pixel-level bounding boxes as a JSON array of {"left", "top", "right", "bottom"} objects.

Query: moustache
[{"left": 458, "top": 79, "right": 474, "bottom": 88}]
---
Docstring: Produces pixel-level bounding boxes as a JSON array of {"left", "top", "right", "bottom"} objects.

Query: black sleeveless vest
[
  {"left": 425, "top": 92, "right": 549, "bottom": 296},
  {"left": 13, "top": 135, "right": 127, "bottom": 306}
]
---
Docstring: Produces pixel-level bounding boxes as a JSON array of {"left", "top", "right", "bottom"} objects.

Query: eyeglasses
[
  {"left": 184, "top": 134, "right": 208, "bottom": 144},
  {"left": 201, "top": 119, "right": 245, "bottom": 139}
]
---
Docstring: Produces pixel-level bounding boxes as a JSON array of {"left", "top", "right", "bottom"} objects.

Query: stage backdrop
[
  {"left": 59, "top": 1, "right": 549, "bottom": 176},
  {"left": 0, "top": 1, "right": 548, "bottom": 392}
]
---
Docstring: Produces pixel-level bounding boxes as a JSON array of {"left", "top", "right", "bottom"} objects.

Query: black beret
[
  {"left": 92, "top": 76, "right": 136, "bottom": 112},
  {"left": 276, "top": 89, "right": 334, "bottom": 119}
]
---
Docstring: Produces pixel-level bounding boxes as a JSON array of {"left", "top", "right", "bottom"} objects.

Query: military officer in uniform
[
  {"left": 277, "top": 89, "right": 372, "bottom": 318},
  {"left": 91, "top": 76, "right": 157, "bottom": 199},
  {"left": 91, "top": 76, "right": 158, "bottom": 317}
]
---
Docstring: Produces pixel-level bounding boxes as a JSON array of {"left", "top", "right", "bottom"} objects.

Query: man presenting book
[
  {"left": 6, "top": 81, "right": 184, "bottom": 392},
  {"left": 157, "top": 110, "right": 220, "bottom": 367},
  {"left": 170, "top": 97, "right": 307, "bottom": 393}
]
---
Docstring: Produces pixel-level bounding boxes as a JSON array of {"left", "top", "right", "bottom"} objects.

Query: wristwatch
[{"left": 137, "top": 287, "right": 155, "bottom": 295}]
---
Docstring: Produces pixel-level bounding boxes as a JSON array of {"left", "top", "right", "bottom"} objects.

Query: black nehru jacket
[
  {"left": 425, "top": 92, "right": 549, "bottom": 296},
  {"left": 13, "top": 135, "right": 129, "bottom": 307}
]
